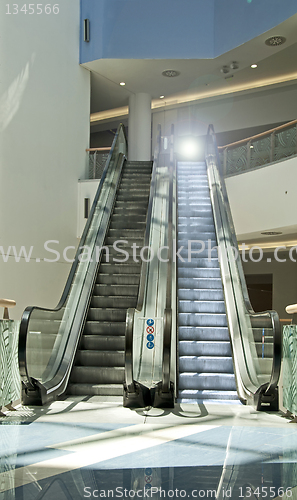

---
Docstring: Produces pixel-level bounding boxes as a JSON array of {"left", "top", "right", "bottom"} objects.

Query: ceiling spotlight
[
  {"left": 220, "top": 66, "right": 230, "bottom": 74},
  {"left": 230, "top": 61, "right": 239, "bottom": 70},
  {"left": 162, "top": 70, "right": 180, "bottom": 78},
  {"left": 119, "top": 82, "right": 126, "bottom": 86},
  {"left": 265, "top": 36, "right": 286, "bottom": 47},
  {"left": 251, "top": 64, "right": 258, "bottom": 68},
  {"left": 159, "top": 95, "right": 165, "bottom": 99}
]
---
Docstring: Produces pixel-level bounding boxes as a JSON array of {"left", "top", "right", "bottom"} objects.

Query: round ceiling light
[
  {"left": 265, "top": 36, "right": 286, "bottom": 47},
  {"left": 251, "top": 64, "right": 258, "bottom": 68},
  {"left": 119, "top": 82, "right": 126, "bottom": 86},
  {"left": 162, "top": 70, "right": 180, "bottom": 78},
  {"left": 261, "top": 231, "right": 283, "bottom": 236}
]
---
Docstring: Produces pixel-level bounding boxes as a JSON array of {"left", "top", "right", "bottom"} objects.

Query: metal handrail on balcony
[{"left": 219, "top": 119, "right": 297, "bottom": 176}]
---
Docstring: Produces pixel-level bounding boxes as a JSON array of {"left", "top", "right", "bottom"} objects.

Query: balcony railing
[
  {"left": 219, "top": 119, "right": 297, "bottom": 176},
  {"left": 86, "top": 147, "right": 111, "bottom": 179}
]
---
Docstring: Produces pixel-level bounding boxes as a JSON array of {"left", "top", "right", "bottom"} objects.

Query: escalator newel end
[
  {"left": 123, "top": 381, "right": 152, "bottom": 408},
  {"left": 255, "top": 386, "right": 279, "bottom": 412},
  {"left": 150, "top": 381, "right": 175, "bottom": 409}
]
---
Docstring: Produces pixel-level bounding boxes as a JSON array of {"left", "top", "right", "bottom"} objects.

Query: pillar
[{"left": 128, "top": 93, "right": 151, "bottom": 161}]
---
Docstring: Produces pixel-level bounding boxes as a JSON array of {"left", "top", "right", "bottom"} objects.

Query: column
[{"left": 128, "top": 93, "right": 151, "bottom": 161}]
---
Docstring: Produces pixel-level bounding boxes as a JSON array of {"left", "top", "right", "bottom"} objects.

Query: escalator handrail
[
  {"left": 206, "top": 124, "right": 282, "bottom": 397},
  {"left": 19, "top": 124, "right": 128, "bottom": 390},
  {"left": 125, "top": 126, "right": 161, "bottom": 391},
  {"left": 162, "top": 124, "right": 174, "bottom": 392}
]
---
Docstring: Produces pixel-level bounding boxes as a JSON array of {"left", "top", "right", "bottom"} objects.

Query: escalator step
[
  {"left": 97, "top": 274, "right": 140, "bottom": 286},
  {"left": 84, "top": 321, "right": 125, "bottom": 335},
  {"left": 179, "top": 340, "right": 232, "bottom": 356},
  {"left": 179, "top": 356, "right": 234, "bottom": 373},
  {"left": 94, "top": 284, "right": 139, "bottom": 296},
  {"left": 70, "top": 366, "right": 124, "bottom": 384},
  {"left": 178, "top": 326, "right": 230, "bottom": 341},
  {"left": 90, "top": 296, "right": 137, "bottom": 309},
  {"left": 178, "top": 289, "right": 224, "bottom": 301},
  {"left": 99, "top": 263, "right": 141, "bottom": 275},
  {"left": 80, "top": 335, "right": 125, "bottom": 350},
  {"left": 178, "top": 390, "right": 239, "bottom": 401},
  {"left": 87, "top": 308, "right": 127, "bottom": 322},
  {"left": 67, "top": 383, "right": 123, "bottom": 396},
  {"left": 76, "top": 350, "right": 124, "bottom": 367},
  {"left": 178, "top": 313, "right": 228, "bottom": 327},
  {"left": 178, "top": 372, "right": 236, "bottom": 391},
  {"left": 178, "top": 300, "right": 226, "bottom": 314}
]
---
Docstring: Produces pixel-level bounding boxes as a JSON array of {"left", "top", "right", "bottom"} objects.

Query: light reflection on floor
[{"left": 0, "top": 398, "right": 297, "bottom": 500}]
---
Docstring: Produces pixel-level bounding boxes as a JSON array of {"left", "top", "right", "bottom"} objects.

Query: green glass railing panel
[
  {"left": 250, "top": 136, "right": 270, "bottom": 168},
  {"left": 0, "top": 320, "right": 21, "bottom": 409},
  {"left": 283, "top": 324, "right": 297, "bottom": 415},
  {"left": 274, "top": 125, "right": 297, "bottom": 161},
  {"left": 226, "top": 143, "right": 248, "bottom": 175},
  {"left": 224, "top": 123, "right": 297, "bottom": 176}
]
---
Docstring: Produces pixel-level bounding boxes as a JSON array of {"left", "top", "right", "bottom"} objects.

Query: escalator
[
  {"left": 68, "top": 161, "right": 153, "bottom": 397},
  {"left": 124, "top": 124, "right": 281, "bottom": 410},
  {"left": 173, "top": 126, "right": 281, "bottom": 409},
  {"left": 177, "top": 161, "right": 239, "bottom": 403},
  {"left": 18, "top": 122, "right": 281, "bottom": 411},
  {"left": 18, "top": 125, "right": 155, "bottom": 404}
]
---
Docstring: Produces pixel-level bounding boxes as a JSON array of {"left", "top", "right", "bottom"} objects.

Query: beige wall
[{"left": 0, "top": 0, "right": 91, "bottom": 319}]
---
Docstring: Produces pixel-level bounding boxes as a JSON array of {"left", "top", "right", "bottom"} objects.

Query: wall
[
  {"left": 77, "top": 180, "right": 100, "bottom": 238},
  {"left": 80, "top": 0, "right": 297, "bottom": 62},
  {"left": 0, "top": 0, "right": 91, "bottom": 319},
  {"left": 225, "top": 155, "right": 297, "bottom": 238},
  {"left": 152, "top": 83, "right": 297, "bottom": 148},
  {"left": 242, "top": 254, "right": 297, "bottom": 320}
]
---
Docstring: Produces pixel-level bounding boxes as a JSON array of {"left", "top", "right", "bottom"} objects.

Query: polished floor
[{"left": 1, "top": 397, "right": 297, "bottom": 499}]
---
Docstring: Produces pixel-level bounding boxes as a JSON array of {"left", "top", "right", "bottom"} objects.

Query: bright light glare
[{"left": 179, "top": 139, "right": 199, "bottom": 158}]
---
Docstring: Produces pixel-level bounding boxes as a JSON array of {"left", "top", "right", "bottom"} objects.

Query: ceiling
[
  {"left": 83, "top": 13, "right": 297, "bottom": 248},
  {"left": 83, "top": 13, "right": 297, "bottom": 121}
]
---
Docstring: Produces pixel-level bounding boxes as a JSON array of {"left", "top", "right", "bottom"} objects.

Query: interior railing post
[
  {"left": 270, "top": 131, "right": 275, "bottom": 163},
  {"left": 247, "top": 140, "right": 251, "bottom": 170},
  {"left": 93, "top": 151, "right": 97, "bottom": 179},
  {"left": 223, "top": 148, "right": 227, "bottom": 176}
]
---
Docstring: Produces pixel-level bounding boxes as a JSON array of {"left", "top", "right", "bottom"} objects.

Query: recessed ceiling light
[
  {"left": 265, "top": 36, "right": 286, "bottom": 47},
  {"left": 261, "top": 231, "right": 283, "bottom": 236},
  {"left": 159, "top": 95, "right": 165, "bottom": 99},
  {"left": 251, "top": 64, "right": 258, "bottom": 68},
  {"left": 162, "top": 70, "right": 180, "bottom": 78},
  {"left": 119, "top": 82, "right": 126, "bottom": 86}
]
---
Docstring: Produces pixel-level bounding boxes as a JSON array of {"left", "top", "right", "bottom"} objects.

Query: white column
[{"left": 128, "top": 93, "right": 151, "bottom": 161}]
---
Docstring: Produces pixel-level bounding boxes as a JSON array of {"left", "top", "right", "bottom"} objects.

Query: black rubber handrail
[
  {"left": 19, "top": 124, "right": 128, "bottom": 392},
  {"left": 124, "top": 126, "right": 161, "bottom": 394},
  {"left": 161, "top": 124, "right": 174, "bottom": 393},
  {"left": 206, "top": 124, "right": 282, "bottom": 404}
]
